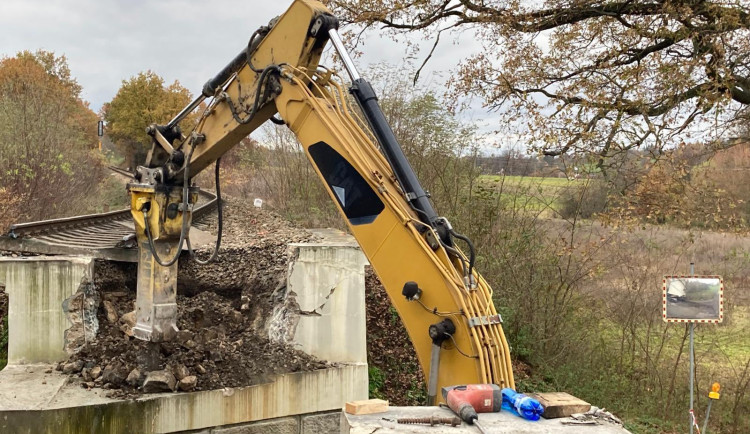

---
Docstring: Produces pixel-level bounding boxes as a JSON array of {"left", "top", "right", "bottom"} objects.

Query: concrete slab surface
[
  {"left": 0, "top": 365, "right": 86, "bottom": 410},
  {"left": 343, "top": 406, "right": 631, "bottom": 434},
  {"left": 0, "top": 363, "right": 367, "bottom": 434}
]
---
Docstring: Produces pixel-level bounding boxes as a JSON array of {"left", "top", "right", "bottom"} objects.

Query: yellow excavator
[{"left": 127, "top": 0, "right": 513, "bottom": 404}]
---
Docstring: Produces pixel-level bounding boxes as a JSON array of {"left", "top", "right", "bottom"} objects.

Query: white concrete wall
[
  {"left": 0, "top": 256, "right": 94, "bottom": 364},
  {"left": 282, "top": 233, "right": 369, "bottom": 364}
]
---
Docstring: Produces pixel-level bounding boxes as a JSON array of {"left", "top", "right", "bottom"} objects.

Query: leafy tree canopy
[
  {"left": 327, "top": 0, "right": 750, "bottom": 168},
  {"left": 15, "top": 50, "right": 83, "bottom": 98},
  {"left": 0, "top": 50, "right": 102, "bottom": 225},
  {"left": 103, "top": 71, "right": 192, "bottom": 169}
]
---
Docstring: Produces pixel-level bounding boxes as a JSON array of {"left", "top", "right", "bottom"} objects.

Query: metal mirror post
[{"left": 663, "top": 264, "right": 724, "bottom": 434}]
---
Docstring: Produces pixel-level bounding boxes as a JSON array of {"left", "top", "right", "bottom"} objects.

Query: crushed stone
[{"left": 66, "top": 197, "right": 328, "bottom": 397}]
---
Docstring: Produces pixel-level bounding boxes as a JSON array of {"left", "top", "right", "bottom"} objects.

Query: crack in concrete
[
  {"left": 297, "top": 309, "right": 322, "bottom": 317},
  {"left": 298, "top": 284, "right": 338, "bottom": 317},
  {"left": 41, "top": 371, "right": 70, "bottom": 409},
  {"left": 268, "top": 278, "right": 343, "bottom": 343}
]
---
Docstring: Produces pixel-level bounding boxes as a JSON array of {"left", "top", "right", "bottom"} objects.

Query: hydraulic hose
[
  {"left": 186, "top": 158, "right": 222, "bottom": 264},
  {"left": 449, "top": 229, "right": 476, "bottom": 279},
  {"left": 141, "top": 145, "right": 196, "bottom": 267}
]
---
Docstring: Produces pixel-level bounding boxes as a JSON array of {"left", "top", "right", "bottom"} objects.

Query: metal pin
[{"left": 327, "top": 28, "right": 361, "bottom": 82}]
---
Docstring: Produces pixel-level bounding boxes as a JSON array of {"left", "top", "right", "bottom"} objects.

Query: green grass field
[
  {"left": 480, "top": 174, "right": 581, "bottom": 187},
  {"left": 476, "top": 174, "right": 587, "bottom": 214},
  {"left": 711, "top": 305, "right": 750, "bottom": 361}
]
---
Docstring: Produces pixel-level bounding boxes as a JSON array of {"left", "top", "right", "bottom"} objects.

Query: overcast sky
[
  {"left": 0, "top": 0, "right": 457, "bottom": 108},
  {"left": 0, "top": 0, "right": 518, "bottom": 153}
]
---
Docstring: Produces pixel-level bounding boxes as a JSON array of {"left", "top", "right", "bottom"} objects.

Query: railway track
[{"left": 0, "top": 190, "right": 218, "bottom": 262}]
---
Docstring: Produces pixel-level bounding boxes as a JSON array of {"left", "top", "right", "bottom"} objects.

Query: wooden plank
[
  {"left": 529, "top": 392, "right": 591, "bottom": 419},
  {"left": 344, "top": 399, "right": 389, "bottom": 415}
]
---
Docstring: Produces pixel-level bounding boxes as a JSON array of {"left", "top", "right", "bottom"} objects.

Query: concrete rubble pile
[{"left": 60, "top": 198, "right": 330, "bottom": 396}]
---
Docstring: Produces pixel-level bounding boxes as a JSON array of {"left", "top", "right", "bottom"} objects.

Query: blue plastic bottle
[{"left": 501, "top": 388, "right": 544, "bottom": 421}]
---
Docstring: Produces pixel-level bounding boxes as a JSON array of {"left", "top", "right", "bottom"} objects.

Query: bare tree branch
[{"left": 329, "top": 0, "right": 750, "bottom": 162}]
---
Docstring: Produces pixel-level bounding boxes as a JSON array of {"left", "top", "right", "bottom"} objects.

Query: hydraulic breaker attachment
[{"left": 128, "top": 180, "right": 197, "bottom": 342}]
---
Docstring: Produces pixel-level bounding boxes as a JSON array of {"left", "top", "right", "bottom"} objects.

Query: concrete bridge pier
[
  {"left": 0, "top": 256, "right": 95, "bottom": 365},
  {"left": 0, "top": 231, "right": 369, "bottom": 434}
]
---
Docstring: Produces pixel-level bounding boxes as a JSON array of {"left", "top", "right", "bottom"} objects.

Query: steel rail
[{"left": 7, "top": 190, "right": 218, "bottom": 239}]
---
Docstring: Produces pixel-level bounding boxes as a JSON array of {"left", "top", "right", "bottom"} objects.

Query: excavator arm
[{"left": 127, "top": 0, "right": 514, "bottom": 401}]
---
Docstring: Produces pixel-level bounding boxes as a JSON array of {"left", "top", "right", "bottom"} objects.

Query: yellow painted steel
[
  {"left": 174, "top": 0, "right": 332, "bottom": 177},
  {"left": 273, "top": 67, "right": 514, "bottom": 395},
  {"left": 129, "top": 0, "right": 514, "bottom": 395},
  {"left": 129, "top": 186, "right": 196, "bottom": 240},
  {"left": 129, "top": 186, "right": 197, "bottom": 341}
]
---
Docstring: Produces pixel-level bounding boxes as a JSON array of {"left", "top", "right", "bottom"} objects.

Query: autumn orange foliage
[{"left": 0, "top": 51, "right": 108, "bottom": 229}]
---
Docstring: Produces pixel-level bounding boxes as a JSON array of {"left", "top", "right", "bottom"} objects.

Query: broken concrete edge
[
  {"left": 0, "top": 363, "right": 368, "bottom": 434},
  {"left": 1, "top": 232, "right": 366, "bottom": 364},
  {"left": 305, "top": 228, "right": 361, "bottom": 248},
  {"left": 62, "top": 274, "right": 100, "bottom": 358},
  {"left": 279, "top": 241, "right": 369, "bottom": 365}
]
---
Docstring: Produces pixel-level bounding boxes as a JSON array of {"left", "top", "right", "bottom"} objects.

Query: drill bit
[{"left": 397, "top": 415, "right": 462, "bottom": 426}]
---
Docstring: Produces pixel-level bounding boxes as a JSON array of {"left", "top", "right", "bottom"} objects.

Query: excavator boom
[{"left": 127, "top": 0, "right": 514, "bottom": 400}]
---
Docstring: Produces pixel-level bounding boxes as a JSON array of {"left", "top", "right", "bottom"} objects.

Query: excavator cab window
[{"left": 308, "top": 142, "right": 384, "bottom": 225}]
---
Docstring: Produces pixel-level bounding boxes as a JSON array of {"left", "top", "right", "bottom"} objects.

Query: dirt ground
[
  {"left": 0, "top": 285, "right": 6, "bottom": 323},
  {"left": 364, "top": 267, "right": 426, "bottom": 405},
  {"left": 64, "top": 197, "right": 329, "bottom": 396}
]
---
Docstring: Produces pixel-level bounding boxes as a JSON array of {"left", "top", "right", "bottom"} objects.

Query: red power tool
[{"left": 442, "top": 384, "right": 501, "bottom": 433}]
